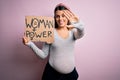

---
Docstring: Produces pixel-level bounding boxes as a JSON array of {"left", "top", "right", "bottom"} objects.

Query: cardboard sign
[{"left": 25, "top": 16, "right": 54, "bottom": 43}]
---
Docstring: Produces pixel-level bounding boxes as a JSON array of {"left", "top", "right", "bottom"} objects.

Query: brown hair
[{"left": 54, "top": 3, "right": 70, "bottom": 28}]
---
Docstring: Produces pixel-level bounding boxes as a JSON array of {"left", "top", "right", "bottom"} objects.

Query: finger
[
  {"left": 67, "top": 25, "right": 73, "bottom": 28},
  {"left": 63, "top": 11, "right": 71, "bottom": 20},
  {"left": 64, "top": 10, "right": 75, "bottom": 18},
  {"left": 23, "top": 36, "right": 27, "bottom": 41},
  {"left": 66, "top": 10, "right": 75, "bottom": 17},
  {"left": 63, "top": 10, "right": 72, "bottom": 19},
  {"left": 23, "top": 36, "right": 26, "bottom": 39},
  {"left": 63, "top": 10, "right": 78, "bottom": 22},
  {"left": 23, "top": 36, "right": 29, "bottom": 44},
  {"left": 66, "top": 25, "right": 74, "bottom": 29},
  {"left": 22, "top": 37, "right": 26, "bottom": 45},
  {"left": 67, "top": 10, "right": 79, "bottom": 21},
  {"left": 63, "top": 10, "right": 71, "bottom": 17}
]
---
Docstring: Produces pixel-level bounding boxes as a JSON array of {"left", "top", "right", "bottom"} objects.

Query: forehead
[{"left": 55, "top": 10, "right": 64, "bottom": 15}]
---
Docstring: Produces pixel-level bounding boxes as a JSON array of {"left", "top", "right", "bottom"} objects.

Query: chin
[
  {"left": 58, "top": 24, "right": 65, "bottom": 27},
  {"left": 59, "top": 25, "right": 64, "bottom": 28}
]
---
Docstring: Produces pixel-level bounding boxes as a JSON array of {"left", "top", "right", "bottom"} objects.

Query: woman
[{"left": 23, "top": 3, "right": 84, "bottom": 80}]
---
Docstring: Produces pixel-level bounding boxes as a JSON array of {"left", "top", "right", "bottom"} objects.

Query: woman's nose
[{"left": 59, "top": 16, "right": 63, "bottom": 20}]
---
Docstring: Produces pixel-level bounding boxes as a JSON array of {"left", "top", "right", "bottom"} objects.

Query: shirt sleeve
[
  {"left": 26, "top": 41, "right": 50, "bottom": 59},
  {"left": 71, "top": 20, "right": 85, "bottom": 40}
]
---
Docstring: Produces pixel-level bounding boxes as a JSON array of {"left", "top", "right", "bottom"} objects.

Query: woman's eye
[{"left": 55, "top": 15, "right": 59, "bottom": 18}]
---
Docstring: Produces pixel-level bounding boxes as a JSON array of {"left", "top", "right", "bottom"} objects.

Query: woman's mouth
[{"left": 59, "top": 21, "right": 64, "bottom": 25}]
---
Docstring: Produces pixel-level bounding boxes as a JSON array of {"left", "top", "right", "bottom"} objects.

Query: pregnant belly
[{"left": 49, "top": 56, "right": 75, "bottom": 74}]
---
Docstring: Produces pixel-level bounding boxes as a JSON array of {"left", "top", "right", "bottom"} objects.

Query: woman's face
[{"left": 55, "top": 10, "right": 68, "bottom": 28}]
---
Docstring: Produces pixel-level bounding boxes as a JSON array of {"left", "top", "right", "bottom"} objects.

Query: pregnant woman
[{"left": 23, "top": 3, "right": 84, "bottom": 80}]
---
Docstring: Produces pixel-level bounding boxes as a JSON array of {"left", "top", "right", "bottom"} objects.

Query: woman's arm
[
  {"left": 71, "top": 20, "right": 85, "bottom": 40},
  {"left": 63, "top": 10, "right": 85, "bottom": 40},
  {"left": 26, "top": 41, "right": 50, "bottom": 59}
]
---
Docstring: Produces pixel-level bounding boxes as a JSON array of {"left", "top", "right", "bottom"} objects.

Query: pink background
[{"left": 0, "top": 0, "right": 120, "bottom": 80}]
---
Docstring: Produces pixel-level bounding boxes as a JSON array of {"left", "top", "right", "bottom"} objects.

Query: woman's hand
[
  {"left": 22, "top": 36, "right": 30, "bottom": 45},
  {"left": 63, "top": 10, "right": 79, "bottom": 29},
  {"left": 63, "top": 10, "right": 79, "bottom": 23}
]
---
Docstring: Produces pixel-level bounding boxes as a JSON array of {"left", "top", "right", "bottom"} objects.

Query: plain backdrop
[{"left": 0, "top": 0, "right": 120, "bottom": 80}]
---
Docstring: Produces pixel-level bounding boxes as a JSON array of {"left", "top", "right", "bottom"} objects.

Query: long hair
[{"left": 54, "top": 3, "right": 70, "bottom": 28}]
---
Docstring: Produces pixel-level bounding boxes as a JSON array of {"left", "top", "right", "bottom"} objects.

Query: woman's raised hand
[
  {"left": 63, "top": 10, "right": 79, "bottom": 29},
  {"left": 63, "top": 10, "right": 79, "bottom": 23}
]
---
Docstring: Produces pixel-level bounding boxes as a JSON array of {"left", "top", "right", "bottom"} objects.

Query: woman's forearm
[{"left": 26, "top": 41, "right": 50, "bottom": 59}]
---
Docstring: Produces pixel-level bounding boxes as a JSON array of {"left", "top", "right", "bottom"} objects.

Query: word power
[{"left": 25, "top": 16, "right": 54, "bottom": 43}]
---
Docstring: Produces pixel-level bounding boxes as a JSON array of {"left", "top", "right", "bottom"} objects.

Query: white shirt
[{"left": 27, "top": 20, "right": 84, "bottom": 74}]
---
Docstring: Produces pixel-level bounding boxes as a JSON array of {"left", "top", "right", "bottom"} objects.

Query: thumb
[
  {"left": 67, "top": 24, "right": 73, "bottom": 28},
  {"left": 66, "top": 25, "right": 74, "bottom": 29}
]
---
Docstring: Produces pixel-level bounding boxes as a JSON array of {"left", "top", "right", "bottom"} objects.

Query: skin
[
  {"left": 55, "top": 10, "right": 69, "bottom": 39},
  {"left": 23, "top": 10, "right": 79, "bottom": 44}
]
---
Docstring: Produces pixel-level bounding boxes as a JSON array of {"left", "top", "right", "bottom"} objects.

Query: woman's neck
[{"left": 56, "top": 26, "right": 69, "bottom": 39}]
